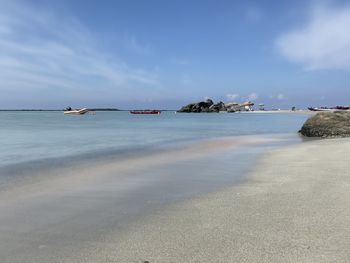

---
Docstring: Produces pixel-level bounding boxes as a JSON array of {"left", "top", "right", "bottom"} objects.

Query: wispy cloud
[
  {"left": 276, "top": 2, "right": 350, "bottom": 70},
  {"left": 0, "top": 2, "right": 160, "bottom": 106}
]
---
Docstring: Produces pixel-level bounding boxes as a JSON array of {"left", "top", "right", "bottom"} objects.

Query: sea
[{"left": 0, "top": 111, "right": 308, "bottom": 168}]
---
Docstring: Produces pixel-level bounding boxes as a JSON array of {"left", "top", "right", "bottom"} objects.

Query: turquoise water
[{"left": 0, "top": 111, "right": 309, "bottom": 169}]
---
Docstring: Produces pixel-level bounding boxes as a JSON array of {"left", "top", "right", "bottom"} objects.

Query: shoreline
[{"left": 84, "top": 138, "right": 350, "bottom": 262}]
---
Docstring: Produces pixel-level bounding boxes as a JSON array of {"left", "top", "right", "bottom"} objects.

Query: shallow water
[{"left": 0, "top": 111, "right": 308, "bottom": 168}]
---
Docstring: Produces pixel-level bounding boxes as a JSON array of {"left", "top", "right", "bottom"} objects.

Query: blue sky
[{"left": 1, "top": 0, "right": 350, "bottom": 109}]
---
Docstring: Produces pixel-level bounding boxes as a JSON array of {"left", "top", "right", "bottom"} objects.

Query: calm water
[{"left": 0, "top": 111, "right": 309, "bottom": 168}]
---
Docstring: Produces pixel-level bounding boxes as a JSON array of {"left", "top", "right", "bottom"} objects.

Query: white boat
[{"left": 64, "top": 108, "right": 89, "bottom": 115}]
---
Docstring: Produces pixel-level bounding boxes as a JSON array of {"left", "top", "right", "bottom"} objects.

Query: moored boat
[
  {"left": 308, "top": 105, "right": 350, "bottom": 112},
  {"left": 130, "top": 110, "right": 161, "bottom": 114},
  {"left": 308, "top": 107, "right": 333, "bottom": 112},
  {"left": 64, "top": 108, "right": 89, "bottom": 115},
  {"left": 332, "top": 106, "right": 350, "bottom": 110}
]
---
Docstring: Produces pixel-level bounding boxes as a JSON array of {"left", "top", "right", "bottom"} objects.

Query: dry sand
[{"left": 85, "top": 138, "right": 350, "bottom": 263}]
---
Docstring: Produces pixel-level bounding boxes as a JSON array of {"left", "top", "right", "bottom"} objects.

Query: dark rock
[
  {"left": 201, "top": 107, "right": 210, "bottom": 112},
  {"left": 205, "top": 98, "right": 214, "bottom": 106},
  {"left": 177, "top": 103, "right": 195, "bottom": 113},
  {"left": 177, "top": 99, "right": 216, "bottom": 113},
  {"left": 300, "top": 111, "right": 350, "bottom": 138},
  {"left": 209, "top": 101, "right": 226, "bottom": 112}
]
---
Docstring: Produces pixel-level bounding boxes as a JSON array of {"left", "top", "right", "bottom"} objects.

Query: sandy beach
[
  {"left": 82, "top": 138, "right": 350, "bottom": 263},
  {"left": 243, "top": 110, "right": 314, "bottom": 114},
  {"left": 1, "top": 135, "right": 350, "bottom": 262}
]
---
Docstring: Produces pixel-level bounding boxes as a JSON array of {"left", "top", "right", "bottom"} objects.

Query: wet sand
[
  {"left": 84, "top": 138, "right": 350, "bottom": 263},
  {"left": 0, "top": 135, "right": 277, "bottom": 263}
]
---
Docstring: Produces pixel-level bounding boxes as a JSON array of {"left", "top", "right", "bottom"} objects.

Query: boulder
[
  {"left": 209, "top": 101, "right": 226, "bottom": 112},
  {"left": 299, "top": 111, "right": 350, "bottom": 138},
  {"left": 177, "top": 103, "right": 195, "bottom": 113},
  {"left": 205, "top": 98, "right": 214, "bottom": 106},
  {"left": 177, "top": 99, "right": 215, "bottom": 113}
]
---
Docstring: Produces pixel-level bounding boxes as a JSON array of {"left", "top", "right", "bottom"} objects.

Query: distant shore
[
  {"left": 240, "top": 109, "right": 315, "bottom": 114},
  {"left": 90, "top": 138, "right": 350, "bottom": 262}
]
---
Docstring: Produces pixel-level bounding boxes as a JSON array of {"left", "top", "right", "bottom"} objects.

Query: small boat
[
  {"left": 332, "top": 106, "right": 350, "bottom": 110},
  {"left": 64, "top": 108, "right": 89, "bottom": 115},
  {"left": 308, "top": 107, "right": 333, "bottom": 112},
  {"left": 130, "top": 110, "right": 161, "bottom": 114}
]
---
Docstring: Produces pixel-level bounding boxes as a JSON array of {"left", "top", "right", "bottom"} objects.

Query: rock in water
[
  {"left": 209, "top": 101, "right": 226, "bottom": 112},
  {"left": 177, "top": 99, "right": 215, "bottom": 113},
  {"left": 300, "top": 111, "right": 350, "bottom": 138}
]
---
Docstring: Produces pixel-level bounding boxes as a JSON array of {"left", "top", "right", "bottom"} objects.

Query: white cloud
[
  {"left": 0, "top": 2, "right": 160, "bottom": 105},
  {"left": 276, "top": 3, "right": 350, "bottom": 70},
  {"left": 226, "top": 93, "right": 239, "bottom": 101},
  {"left": 247, "top": 92, "right": 258, "bottom": 101}
]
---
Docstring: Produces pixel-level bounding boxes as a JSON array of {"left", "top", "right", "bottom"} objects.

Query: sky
[{"left": 1, "top": 0, "right": 350, "bottom": 109}]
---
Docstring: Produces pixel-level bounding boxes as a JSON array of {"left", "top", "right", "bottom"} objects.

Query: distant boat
[
  {"left": 308, "top": 107, "right": 332, "bottom": 112},
  {"left": 130, "top": 110, "right": 161, "bottom": 114},
  {"left": 332, "top": 106, "right": 350, "bottom": 110},
  {"left": 308, "top": 105, "right": 350, "bottom": 112},
  {"left": 64, "top": 108, "right": 89, "bottom": 115}
]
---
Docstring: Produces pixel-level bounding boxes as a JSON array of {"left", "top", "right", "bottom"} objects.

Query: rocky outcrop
[
  {"left": 177, "top": 99, "right": 229, "bottom": 113},
  {"left": 209, "top": 101, "right": 226, "bottom": 112},
  {"left": 178, "top": 99, "right": 215, "bottom": 113},
  {"left": 300, "top": 111, "right": 350, "bottom": 138}
]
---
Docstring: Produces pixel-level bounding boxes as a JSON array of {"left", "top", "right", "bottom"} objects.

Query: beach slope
[{"left": 96, "top": 138, "right": 350, "bottom": 263}]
